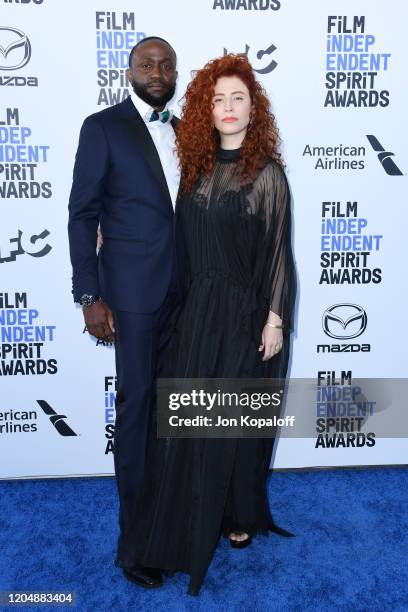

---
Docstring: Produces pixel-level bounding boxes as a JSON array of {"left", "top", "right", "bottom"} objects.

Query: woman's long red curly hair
[{"left": 176, "top": 53, "right": 283, "bottom": 196}]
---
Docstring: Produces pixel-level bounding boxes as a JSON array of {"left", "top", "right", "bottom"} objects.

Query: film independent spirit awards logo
[{"left": 0, "top": 26, "right": 31, "bottom": 70}]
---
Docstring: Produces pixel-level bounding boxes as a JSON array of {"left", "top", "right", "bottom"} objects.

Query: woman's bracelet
[{"left": 266, "top": 322, "right": 284, "bottom": 329}]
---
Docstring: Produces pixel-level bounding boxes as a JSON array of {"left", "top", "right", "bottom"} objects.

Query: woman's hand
[
  {"left": 97, "top": 226, "right": 104, "bottom": 250},
  {"left": 259, "top": 311, "right": 283, "bottom": 361}
]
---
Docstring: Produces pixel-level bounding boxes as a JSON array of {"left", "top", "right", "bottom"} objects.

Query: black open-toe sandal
[{"left": 228, "top": 530, "right": 252, "bottom": 549}]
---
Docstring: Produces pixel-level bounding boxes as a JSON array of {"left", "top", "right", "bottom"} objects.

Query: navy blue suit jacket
[{"left": 68, "top": 96, "right": 185, "bottom": 312}]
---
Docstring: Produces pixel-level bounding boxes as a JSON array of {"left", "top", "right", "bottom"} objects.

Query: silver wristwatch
[{"left": 78, "top": 294, "right": 100, "bottom": 307}]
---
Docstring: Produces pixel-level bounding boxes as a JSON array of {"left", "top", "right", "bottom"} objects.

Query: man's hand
[{"left": 83, "top": 299, "right": 115, "bottom": 342}]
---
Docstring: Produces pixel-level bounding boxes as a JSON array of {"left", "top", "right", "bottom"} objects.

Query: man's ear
[{"left": 126, "top": 68, "right": 132, "bottom": 84}]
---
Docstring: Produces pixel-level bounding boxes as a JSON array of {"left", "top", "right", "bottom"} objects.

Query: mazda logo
[
  {"left": 322, "top": 304, "right": 367, "bottom": 339},
  {"left": 0, "top": 26, "right": 31, "bottom": 71}
]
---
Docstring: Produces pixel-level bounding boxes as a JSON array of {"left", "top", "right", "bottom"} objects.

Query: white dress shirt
[{"left": 130, "top": 90, "right": 180, "bottom": 210}]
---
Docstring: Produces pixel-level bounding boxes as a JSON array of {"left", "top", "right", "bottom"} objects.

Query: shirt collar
[{"left": 130, "top": 90, "right": 171, "bottom": 123}]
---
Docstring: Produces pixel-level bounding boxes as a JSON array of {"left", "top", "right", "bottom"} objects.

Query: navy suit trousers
[{"left": 113, "top": 282, "right": 180, "bottom": 570}]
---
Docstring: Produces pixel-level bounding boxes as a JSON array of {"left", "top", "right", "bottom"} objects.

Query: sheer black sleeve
[{"left": 252, "top": 160, "right": 297, "bottom": 333}]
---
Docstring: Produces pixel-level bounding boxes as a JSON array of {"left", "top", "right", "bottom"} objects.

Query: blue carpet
[{"left": 1, "top": 468, "right": 407, "bottom": 611}]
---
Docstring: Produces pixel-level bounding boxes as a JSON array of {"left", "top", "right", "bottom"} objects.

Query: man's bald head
[{"left": 128, "top": 36, "right": 177, "bottom": 69}]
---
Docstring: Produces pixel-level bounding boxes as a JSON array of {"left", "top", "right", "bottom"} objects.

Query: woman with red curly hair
[{"left": 128, "top": 53, "right": 297, "bottom": 595}]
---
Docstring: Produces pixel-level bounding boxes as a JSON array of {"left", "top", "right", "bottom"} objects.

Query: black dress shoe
[
  {"left": 187, "top": 584, "right": 201, "bottom": 596},
  {"left": 123, "top": 566, "right": 163, "bottom": 588}
]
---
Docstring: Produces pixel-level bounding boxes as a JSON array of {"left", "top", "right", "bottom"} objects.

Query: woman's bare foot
[{"left": 228, "top": 531, "right": 250, "bottom": 542}]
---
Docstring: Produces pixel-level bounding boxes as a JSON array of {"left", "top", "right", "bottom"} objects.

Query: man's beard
[{"left": 130, "top": 78, "right": 176, "bottom": 108}]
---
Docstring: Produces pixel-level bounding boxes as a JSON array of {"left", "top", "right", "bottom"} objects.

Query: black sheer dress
[{"left": 122, "top": 147, "right": 297, "bottom": 595}]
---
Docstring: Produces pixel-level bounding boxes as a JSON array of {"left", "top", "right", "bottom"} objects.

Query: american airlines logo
[
  {"left": 36, "top": 400, "right": 78, "bottom": 436},
  {"left": 366, "top": 135, "right": 403, "bottom": 176}
]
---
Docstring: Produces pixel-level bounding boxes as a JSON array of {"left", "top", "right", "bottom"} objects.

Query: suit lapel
[
  {"left": 170, "top": 115, "right": 181, "bottom": 214},
  {"left": 120, "top": 97, "right": 174, "bottom": 214},
  {"left": 171, "top": 115, "right": 180, "bottom": 131}
]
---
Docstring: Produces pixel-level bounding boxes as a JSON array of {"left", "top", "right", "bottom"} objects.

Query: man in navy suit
[{"left": 68, "top": 37, "right": 184, "bottom": 589}]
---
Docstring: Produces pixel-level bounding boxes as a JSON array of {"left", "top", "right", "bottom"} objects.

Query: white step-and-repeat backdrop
[{"left": 1, "top": 0, "right": 407, "bottom": 478}]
